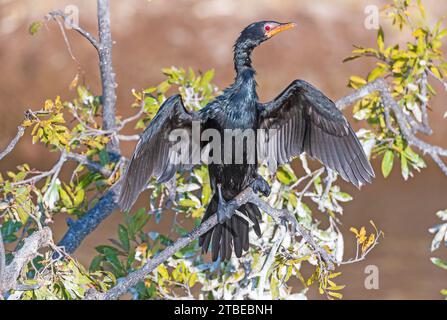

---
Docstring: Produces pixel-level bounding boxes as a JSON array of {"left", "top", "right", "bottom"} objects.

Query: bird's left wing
[
  {"left": 258, "top": 79, "right": 374, "bottom": 187},
  {"left": 119, "top": 94, "right": 202, "bottom": 211}
]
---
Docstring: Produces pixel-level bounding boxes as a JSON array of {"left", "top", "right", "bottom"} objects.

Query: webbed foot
[
  {"left": 216, "top": 184, "right": 237, "bottom": 223},
  {"left": 250, "top": 176, "right": 271, "bottom": 197}
]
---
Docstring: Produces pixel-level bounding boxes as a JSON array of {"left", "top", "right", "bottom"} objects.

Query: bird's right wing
[
  {"left": 258, "top": 79, "right": 374, "bottom": 187},
  {"left": 119, "top": 94, "right": 202, "bottom": 211}
]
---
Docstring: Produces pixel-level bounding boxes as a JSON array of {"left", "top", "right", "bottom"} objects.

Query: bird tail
[{"left": 199, "top": 193, "right": 262, "bottom": 261}]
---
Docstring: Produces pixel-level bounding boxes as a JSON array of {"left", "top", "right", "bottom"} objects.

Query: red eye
[{"left": 264, "top": 25, "right": 271, "bottom": 32}]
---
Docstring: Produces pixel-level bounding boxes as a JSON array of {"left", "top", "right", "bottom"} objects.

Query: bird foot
[
  {"left": 250, "top": 176, "right": 271, "bottom": 197},
  {"left": 216, "top": 184, "right": 237, "bottom": 223}
]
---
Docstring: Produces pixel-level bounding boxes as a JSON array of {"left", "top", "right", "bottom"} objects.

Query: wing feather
[
  {"left": 258, "top": 79, "right": 374, "bottom": 187},
  {"left": 119, "top": 94, "right": 201, "bottom": 211}
]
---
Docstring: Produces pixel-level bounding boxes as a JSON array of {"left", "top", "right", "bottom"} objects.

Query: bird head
[
  {"left": 236, "top": 21, "right": 297, "bottom": 48},
  {"left": 233, "top": 21, "right": 296, "bottom": 72}
]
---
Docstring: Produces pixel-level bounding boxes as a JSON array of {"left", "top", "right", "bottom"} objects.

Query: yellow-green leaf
[{"left": 381, "top": 150, "right": 394, "bottom": 178}]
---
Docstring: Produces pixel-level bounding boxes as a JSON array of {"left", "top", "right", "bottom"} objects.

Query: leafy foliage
[
  {"left": 429, "top": 209, "right": 447, "bottom": 298},
  {"left": 346, "top": 0, "right": 447, "bottom": 180},
  {"left": 2, "top": 0, "right": 446, "bottom": 300}
]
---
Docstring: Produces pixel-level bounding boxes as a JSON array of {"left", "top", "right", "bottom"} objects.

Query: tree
[{"left": 0, "top": 0, "right": 446, "bottom": 300}]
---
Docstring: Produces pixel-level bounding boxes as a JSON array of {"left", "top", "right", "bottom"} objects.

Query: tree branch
[
  {"left": 0, "top": 227, "right": 52, "bottom": 295},
  {"left": 47, "top": 10, "right": 100, "bottom": 52},
  {"left": 47, "top": 2, "right": 119, "bottom": 154},
  {"left": 85, "top": 187, "right": 335, "bottom": 300},
  {"left": 10, "top": 152, "right": 67, "bottom": 187},
  {"left": 66, "top": 152, "right": 112, "bottom": 177},
  {"left": 0, "top": 126, "right": 25, "bottom": 161},
  {"left": 57, "top": 181, "right": 120, "bottom": 254},
  {"left": 97, "top": 0, "right": 119, "bottom": 153},
  {"left": 337, "top": 78, "right": 447, "bottom": 175}
]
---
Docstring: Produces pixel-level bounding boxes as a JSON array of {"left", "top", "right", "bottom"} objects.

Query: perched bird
[{"left": 119, "top": 21, "right": 374, "bottom": 261}]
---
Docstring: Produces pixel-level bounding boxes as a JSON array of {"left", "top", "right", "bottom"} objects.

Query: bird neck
[{"left": 233, "top": 39, "right": 256, "bottom": 75}]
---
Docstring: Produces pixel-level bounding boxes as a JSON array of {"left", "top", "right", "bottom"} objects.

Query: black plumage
[{"left": 119, "top": 21, "right": 374, "bottom": 262}]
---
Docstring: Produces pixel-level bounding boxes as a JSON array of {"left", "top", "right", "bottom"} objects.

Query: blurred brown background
[{"left": 1, "top": 0, "right": 447, "bottom": 299}]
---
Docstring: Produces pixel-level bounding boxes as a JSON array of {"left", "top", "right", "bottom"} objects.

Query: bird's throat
[{"left": 233, "top": 41, "right": 255, "bottom": 74}]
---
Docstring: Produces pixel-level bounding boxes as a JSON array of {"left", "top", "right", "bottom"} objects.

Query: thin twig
[
  {"left": 0, "top": 126, "right": 25, "bottom": 161},
  {"left": 47, "top": 10, "right": 100, "bottom": 51},
  {"left": 10, "top": 152, "right": 67, "bottom": 187},
  {"left": 66, "top": 152, "right": 112, "bottom": 177},
  {"left": 340, "top": 229, "right": 383, "bottom": 265}
]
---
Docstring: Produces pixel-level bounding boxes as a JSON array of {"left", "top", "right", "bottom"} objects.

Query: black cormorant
[{"left": 118, "top": 21, "right": 374, "bottom": 261}]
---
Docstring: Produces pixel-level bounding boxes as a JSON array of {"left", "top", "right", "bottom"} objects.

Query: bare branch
[
  {"left": 418, "top": 72, "right": 432, "bottom": 134},
  {"left": 47, "top": 2, "right": 119, "bottom": 153},
  {"left": 85, "top": 186, "right": 335, "bottom": 300},
  {"left": 47, "top": 10, "right": 100, "bottom": 51},
  {"left": 66, "top": 152, "right": 112, "bottom": 177},
  {"left": 117, "top": 134, "right": 140, "bottom": 141},
  {"left": 0, "top": 126, "right": 25, "bottom": 161},
  {"left": 0, "top": 227, "right": 52, "bottom": 294},
  {"left": 431, "top": 153, "right": 447, "bottom": 176},
  {"left": 337, "top": 78, "right": 447, "bottom": 175},
  {"left": 10, "top": 152, "right": 67, "bottom": 187},
  {"left": 97, "top": 0, "right": 119, "bottom": 153}
]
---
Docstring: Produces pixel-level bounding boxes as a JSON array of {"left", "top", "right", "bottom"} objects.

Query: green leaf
[
  {"left": 417, "top": 0, "right": 426, "bottom": 18},
  {"left": 118, "top": 225, "right": 130, "bottom": 252},
  {"left": 200, "top": 69, "right": 215, "bottom": 87},
  {"left": 158, "top": 264, "right": 170, "bottom": 280},
  {"left": 332, "top": 191, "right": 353, "bottom": 202},
  {"left": 129, "top": 208, "right": 150, "bottom": 236},
  {"left": 328, "top": 291, "right": 343, "bottom": 299},
  {"left": 188, "top": 273, "right": 198, "bottom": 287},
  {"left": 276, "top": 165, "right": 297, "bottom": 185},
  {"left": 89, "top": 255, "right": 103, "bottom": 272},
  {"left": 29, "top": 21, "right": 43, "bottom": 35},
  {"left": 270, "top": 275, "right": 279, "bottom": 299},
  {"left": 350, "top": 76, "right": 367, "bottom": 85},
  {"left": 95, "top": 245, "right": 120, "bottom": 255},
  {"left": 431, "top": 257, "right": 447, "bottom": 270},
  {"left": 381, "top": 150, "right": 394, "bottom": 178},
  {"left": 59, "top": 187, "right": 74, "bottom": 208},
  {"left": 178, "top": 198, "right": 199, "bottom": 208},
  {"left": 103, "top": 248, "right": 124, "bottom": 275},
  {"left": 377, "top": 27, "right": 385, "bottom": 52},
  {"left": 73, "top": 188, "right": 85, "bottom": 207},
  {"left": 98, "top": 149, "right": 110, "bottom": 166}
]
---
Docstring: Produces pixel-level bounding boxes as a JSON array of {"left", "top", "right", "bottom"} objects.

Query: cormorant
[{"left": 118, "top": 21, "right": 374, "bottom": 261}]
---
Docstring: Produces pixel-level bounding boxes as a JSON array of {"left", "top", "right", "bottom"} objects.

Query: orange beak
[{"left": 265, "top": 22, "right": 297, "bottom": 38}]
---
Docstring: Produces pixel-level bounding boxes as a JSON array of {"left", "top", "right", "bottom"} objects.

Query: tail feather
[{"left": 199, "top": 193, "right": 262, "bottom": 261}]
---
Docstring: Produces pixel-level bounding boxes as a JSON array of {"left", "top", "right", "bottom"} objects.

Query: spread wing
[
  {"left": 119, "top": 94, "right": 202, "bottom": 211},
  {"left": 258, "top": 79, "right": 374, "bottom": 187}
]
